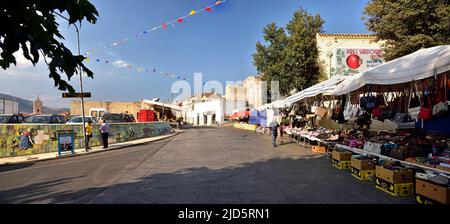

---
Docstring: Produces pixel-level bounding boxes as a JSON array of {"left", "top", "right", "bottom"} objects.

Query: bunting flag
[
  {"left": 84, "top": 57, "right": 191, "bottom": 81},
  {"left": 83, "top": 0, "right": 227, "bottom": 56}
]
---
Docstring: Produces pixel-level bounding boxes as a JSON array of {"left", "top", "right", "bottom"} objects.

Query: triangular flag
[
  {"left": 162, "top": 23, "right": 167, "bottom": 29},
  {"left": 177, "top": 18, "right": 183, "bottom": 23},
  {"left": 189, "top": 10, "right": 196, "bottom": 16},
  {"left": 206, "top": 7, "right": 212, "bottom": 12}
]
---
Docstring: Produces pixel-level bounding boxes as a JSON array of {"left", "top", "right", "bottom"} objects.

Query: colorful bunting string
[
  {"left": 83, "top": 0, "right": 226, "bottom": 56},
  {"left": 84, "top": 57, "right": 192, "bottom": 81}
]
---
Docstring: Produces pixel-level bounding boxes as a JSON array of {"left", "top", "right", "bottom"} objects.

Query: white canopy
[
  {"left": 142, "top": 99, "right": 184, "bottom": 111},
  {"left": 333, "top": 45, "right": 450, "bottom": 95},
  {"left": 284, "top": 75, "right": 346, "bottom": 106},
  {"left": 257, "top": 99, "right": 289, "bottom": 111}
]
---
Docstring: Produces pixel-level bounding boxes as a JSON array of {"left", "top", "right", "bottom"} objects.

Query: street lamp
[{"left": 55, "top": 13, "right": 88, "bottom": 152}]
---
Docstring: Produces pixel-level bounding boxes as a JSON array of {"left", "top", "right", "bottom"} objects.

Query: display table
[{"left": 335, "top": 144, "right": 450, "bottom": 175}]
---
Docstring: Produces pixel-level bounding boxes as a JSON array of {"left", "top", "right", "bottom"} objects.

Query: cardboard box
[
  {"left": 351, "top": 157, "right": 376, "bottom": 170},
  {"left": 375, "top": 178, "right": 414, "bottom": 197},
  {"left": 331, "top": 159, "right": 351, "bottom": 170},
  {"left": 416, "top": 178, "right": 450, "bottom": 204},
  {"left": 375, "top": 165, "right": 414, "bottom": 184},
  {"left": 312, "top": 146, "right": 327, "bottom": 154},
  {"left": 351, "top": 167, "right": 375, "bottom": 181},
  {"left": 332, "top": 151, "right": 352, "bottom": 161}
]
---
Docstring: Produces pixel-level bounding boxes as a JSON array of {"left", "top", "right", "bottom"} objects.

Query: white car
[{"left": 66, "top": 116, "right": 98, "bottom": 124}]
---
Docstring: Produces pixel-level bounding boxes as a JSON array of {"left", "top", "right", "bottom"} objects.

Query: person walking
[
  {"left": 100, "top": 119, "right": 110, "bottom": 149},
  {"left": 85, "top": 120, "right": 93, "bottom": 150},
  {"left": 269, "top": 118, "right": 279, "bottom": 147}
]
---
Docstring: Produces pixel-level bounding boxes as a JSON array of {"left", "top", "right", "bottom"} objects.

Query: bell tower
[{"left": 33, "top": 95, "right": 43, "bottom": 114}]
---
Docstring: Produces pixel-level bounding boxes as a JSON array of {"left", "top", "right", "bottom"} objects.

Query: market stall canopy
[
  {"left": 142, "top": 99, "right": 184, "bottom": 112},
  {"left": 228, "top": 110, "right": 250, "bottom": 119},
  {"left": 284, "top": 75, "right": 346, "bottom": 106},
  {"left": 257, "top": 99, "right": 289, "bottom": 111},
  {"left": 333, "top": 45, "right": 450, "bottom": 95}
]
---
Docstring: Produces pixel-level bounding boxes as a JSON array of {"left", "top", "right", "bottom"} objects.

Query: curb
[{"left": 0, "top": 131, "right": 181, "bottom": 166}]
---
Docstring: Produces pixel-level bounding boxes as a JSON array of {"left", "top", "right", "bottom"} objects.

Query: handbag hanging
[
  {"left": 418, "top": 79, "right": 433, "bottom": 120},
  {"left": 432, "top": 74, "right": 448, "bottom": 117},
  {"left": 408, "top": 80, "right": 422, "bottom": 119},
  {"left": 315, "top": 100, "right": 328, "bottom": 118}
]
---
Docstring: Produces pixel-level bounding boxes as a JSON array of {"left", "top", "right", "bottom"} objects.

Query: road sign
[{"left": 62, "top": 92, "right": 91, "bottom": 98}]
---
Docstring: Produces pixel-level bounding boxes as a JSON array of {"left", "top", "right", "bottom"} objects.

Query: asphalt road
[{"left": 0, "top": 126, "right": 415, "bottom": 204}]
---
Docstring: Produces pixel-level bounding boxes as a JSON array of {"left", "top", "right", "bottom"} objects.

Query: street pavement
[{"left": 0, "top": 126, "right": 415, "bottom": 204}]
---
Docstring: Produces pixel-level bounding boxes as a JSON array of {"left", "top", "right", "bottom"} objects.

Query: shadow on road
[
  {"left": 0, "top": 163, "right": 35, "bottom": 172},
  {"left": 0, "top": 176, "right": 87, "bottom": 203},
  {"left": 0, "top": 156, "right": 414, "bottom": 204}
]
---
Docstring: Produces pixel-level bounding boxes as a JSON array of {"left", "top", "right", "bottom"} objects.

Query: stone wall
[
  {"left": 0, "top": 122, "right": 173, "bottom": 158},
  {"left": 70, "top": 101, "right": 141, "bottom": 118}
]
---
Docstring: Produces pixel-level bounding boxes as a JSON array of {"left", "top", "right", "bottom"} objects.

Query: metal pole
[
  {"left": 54, "top": 13, "right": 88, "bottom": 152},
  {"left": 75, "top": 25, "right": 88, "bottom": 152}
]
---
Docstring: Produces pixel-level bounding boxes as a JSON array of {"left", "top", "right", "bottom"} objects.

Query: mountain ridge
[{"left": 0, "top": 93, "right": 69, "bottom": 114}]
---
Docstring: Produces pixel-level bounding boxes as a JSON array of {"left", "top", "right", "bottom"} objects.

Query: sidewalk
[{"left": 0, "top": 131, "right": 181, "bottom": 166}]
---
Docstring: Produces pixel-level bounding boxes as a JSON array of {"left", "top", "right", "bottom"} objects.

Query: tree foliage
[
  {"left": 364, "top": 0, "right": 450, "bottom": 61},
  {"left": 0, "top": 0, "right": 99, "bottom": 93},
  {"left": 253, "top": 8, "right": 324, "bottom": 96}
]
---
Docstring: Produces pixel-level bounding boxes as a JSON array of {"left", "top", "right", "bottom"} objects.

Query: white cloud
[
  {"left": 112, "top": 60, "right": 130, "bottom": 68},
  {"left": 13, "top": 50, "right": 34, "bottom": 68}
]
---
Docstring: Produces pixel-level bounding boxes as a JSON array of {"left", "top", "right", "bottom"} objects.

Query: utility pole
[{"left": 55, "top": 13, "right": 88, "bottom": 152}]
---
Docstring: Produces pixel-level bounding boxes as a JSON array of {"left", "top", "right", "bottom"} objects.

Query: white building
[
  {"left": 243, "top": 75, "right": 264, "bottom": 109},
  {"left": 316, "top": 33, "right": 384, "bottom": 79},
  {"left": 183, "top": 92, "right": 225, "bottom": 126},
  {"left": 0, "top": 98, "right": 19, "bottom": 114}
]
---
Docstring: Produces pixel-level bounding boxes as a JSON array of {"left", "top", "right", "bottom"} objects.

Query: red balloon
[{"left": 346, "top": 54, "right": 362, "bottom": 69}]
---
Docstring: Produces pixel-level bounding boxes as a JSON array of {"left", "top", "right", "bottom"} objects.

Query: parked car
[
  {"left": 101, "top": 113, "right": 136, "bottom": 123},
  {"left": 23, "top": 114, "right": 67, "bottom": 124},
  {"left": 66, "top": 116, "right": 99, "bottom": 124},
  {"left": 0, "top": 114, "right": 25, "bottom": 124}
]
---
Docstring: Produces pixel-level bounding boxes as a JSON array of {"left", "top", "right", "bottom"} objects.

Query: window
[
  {"left": 0, "top": 115, "right": 11, "bottom": 123},
  {"left": 55, "top": 116, "right": 66, "bottom": 123},
  {"left": 10, "top": 116, "right": 19, "bottom": 123},
  {"left": 91, "top": 111, "right": 98, "bottom": 117},
  {"left": 25, "top": 116, "right": 51, "bottom": 123}
]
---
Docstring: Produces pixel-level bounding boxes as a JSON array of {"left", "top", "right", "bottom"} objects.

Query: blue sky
[{"left": 0, "top": 0, "right": 370, "bottom": 108}]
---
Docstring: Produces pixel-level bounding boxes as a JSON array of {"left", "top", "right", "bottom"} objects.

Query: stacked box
[
  {"left": 331, "top": 150, "right": 352, "bottom": 170},
  {"left": 375, "top": 165, "right": 415, "bottom": 196},
  {"left": 415, "top": 178, "right": 450, "bottom": 204},
  {"left": 351, "top": 156, "right": 377, "bottom": 181}
]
